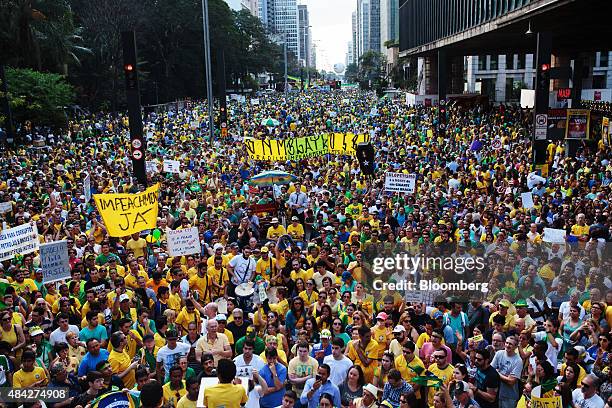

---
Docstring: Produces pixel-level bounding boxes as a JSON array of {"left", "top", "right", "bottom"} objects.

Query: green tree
[
  {"left": 345, "top": 63, "right": 358, "bottom": 83},
  {"left": 2, "top": 67, "right": 74, "bottom": 128}
]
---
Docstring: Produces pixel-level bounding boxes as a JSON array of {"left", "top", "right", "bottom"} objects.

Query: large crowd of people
[{"left": 0, "top": 89, "right": 611, "bottom": 408}]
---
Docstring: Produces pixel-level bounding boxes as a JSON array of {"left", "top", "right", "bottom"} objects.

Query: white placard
[
  {"left": 543, "top": 228, "right": 567, "bottom": 243},
  {"left": 384, "top": 173, "right": 416, "bottom": 194},
  {"left": 527, "top": 172, "right": 546, "bottom": 189},
  {"left": 40, "top": 240, "right": 71, "bottom": 283},
  {"left": 0, "top": 223, "right": 39, "bottom": 262},
  {"left": 251, "top": 98, "right": 259, "bottom": 105},
  {"left": 236, "top": 365, "right": 253, "bottom": 380},
  {"left": 521, "top": 192, "right": 534, "bottom": 209},
  {"left": 167, "top": 227, "right": 201, "bottom": 257},
  {"left": 0, "top": 202, "right": 12, "bottom": 214},
  {"left": 163, "top": 159, "right": 181, "bottom": 174},
  {"left": 197, "top": 377, "right": 220, "bottom": 408},
  {"left": 83, "top": 173, "right": 92, "bottom": 203},
  {"left": 190, "top": 121, "right": 199, "bottom": 130},
  {"left": 146, "top": 160, "right": 158, "bottom": 174}
]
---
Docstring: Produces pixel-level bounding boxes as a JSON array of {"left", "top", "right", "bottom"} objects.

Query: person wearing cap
[
  {"left": 311, "top": 329, "right": 333, "bottom": 365},
  {"left": 488, "top": 299, "right": 517, "bottom": 332},
  {"left": 353, "top": 383, "right": 379, "bottom": 408},
  {"left": 256, "top": 246, "right": 277, "bottom": 281},
  {"left": 267, "top": 218, "right": 287, "bottom": 241},
  {"left": 155, "top": 329, "right": 191, "bottom": 383},
  {"left": 207, "top": 243, "right": 230, "bottom": 268},
  {"left": 388, "top": 325, "right": 407, "bottom": 358},
  {"left": 453, "top": 380, "right": 480, "bottom": 408},
  {"left": 513, "top": 299, "right": 536, "bottom": 331},
  {"left": 287, "top": 216, "right": 305, "bottom": 244},
  {"left": 372, "top": 312, "right": 391, "bottom": 359}
]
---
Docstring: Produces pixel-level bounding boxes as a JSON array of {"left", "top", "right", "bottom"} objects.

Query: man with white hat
[
  {"left": 267, "top": 217, "right": 286, "bottom": 241},
  {"left": 353, "top": 384, "right": 379, "bottom": 408},
  {"left": 453, "top": 380, "right": 480, "bottom": 408}
]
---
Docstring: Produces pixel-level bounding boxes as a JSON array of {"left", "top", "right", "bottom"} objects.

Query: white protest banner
[
  {"left": 521, "top": 192, "right": 534, "bottom": 209},
  {"left": 83, "top": 173, "right": 92, "bottom": 203},
  {"left": 0, "top": 202, "right": 12, "bottom": 214},
  {"left": 146, "top": 160, "right": 158, "bottom": 174},
  {"left": 527, "top": 172, "right": 546, "bottom": 189},
  {"left": 0, "top": 223, "right": 39, "bottom": 262},
  {"left": 167, "top": 227, "right": 201, "bottom": 256},
  {"left": 251, "top": 98, "right": 259, "bottom": 105},
  {"left": 385, "top": 173, "right": 416, "bottom": 194},
  {"left": 40, "top": 240, "right": 71, "bottom": 283},
  {"left": 190, "top": 121, "right": 199, "bottom": 130},
  {"left": 543, "top": 228, "right": 566, "bottom": 243},
  {"left": 163, "top": 159, "right": 181, "bottom": 174}
]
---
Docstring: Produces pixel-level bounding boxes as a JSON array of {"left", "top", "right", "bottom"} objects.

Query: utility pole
[
  {"left": 201, "top": 0, "right": 214, "bottom": 142},
  {"left": 284, "top": 35, "right": 288, "bottom": 96}
]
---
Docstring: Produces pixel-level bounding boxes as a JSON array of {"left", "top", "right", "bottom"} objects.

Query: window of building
[
  {"left": 478, "top": 55, "right": 487, "bottom": 71},
  {"left": 506, "top": 54, "right": 515, "bottom": 70},
  {"left": 517, "top": 54, "right": 525, "bottom": 70},
  {"left": 600, "top": 51, "right": 609, "bottom": 67},
  {"left": 490, "top": 55, "right": 498, "bottom": 70}
]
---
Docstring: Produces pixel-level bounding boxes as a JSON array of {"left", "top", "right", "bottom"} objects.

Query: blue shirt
[
  {"left": 259, "top": 362, "right": 287, "bottom": 408},
  {"left": 77, "top": 349, "right": 110, "bottom": 377},
  {"left": 300, "top": 378, "right": 341, "bottom": 408},
  {"left": 382, "top": 381, "right": 413, "bottom": 408},
  {"left": 310, "top": 342, "right": 332, "bottom": 365}
]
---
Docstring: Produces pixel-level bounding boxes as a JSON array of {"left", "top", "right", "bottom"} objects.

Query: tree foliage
[{"left": 3, "top": 67, "right": 74, "bottom": 128}]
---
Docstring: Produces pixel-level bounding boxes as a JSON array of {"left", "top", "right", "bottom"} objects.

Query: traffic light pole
[
  {"left": 121, "top": 31, "right": 147, "bottom": 187},
  {"left": 533, "top": 32, "right": 552, "bottom": 166},
  {"left": 201, "top": 0, "right": 215, "bottom": 142}
]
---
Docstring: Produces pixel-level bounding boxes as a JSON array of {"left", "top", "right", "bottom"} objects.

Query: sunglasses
[{"left": 434, "top": 355, "right": 446, "bottom": 360}]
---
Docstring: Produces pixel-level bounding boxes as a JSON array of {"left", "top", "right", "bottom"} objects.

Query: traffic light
[
  {"left": 124, "top": 63, "right": 137, "bottom": 90},
  {"left": 538, "top": 63, "right": 550, "bottom": 91}
]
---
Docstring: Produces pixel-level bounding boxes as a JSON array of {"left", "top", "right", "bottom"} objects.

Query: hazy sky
[{"left": 305, "top": 0, "right": 354, "bottom": 71}]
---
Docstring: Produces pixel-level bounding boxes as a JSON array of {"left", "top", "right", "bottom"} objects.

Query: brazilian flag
[{"left": 90, "top": 390, "right": 135, "bottom": 408}]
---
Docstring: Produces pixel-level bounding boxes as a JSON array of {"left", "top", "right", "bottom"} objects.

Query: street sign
[
  {"left": 492, "top": 139, "right": 502, "bottom": 150},
  {"left": 133, "top": 150, "right": 142, "bottom": 160},
  {"left": 535, "top": 113, "right": 548, "bottom": 140}
]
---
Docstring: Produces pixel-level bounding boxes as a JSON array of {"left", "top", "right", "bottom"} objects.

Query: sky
[{"left": 304, "top": 0, "right": 354, "bottom": 72}]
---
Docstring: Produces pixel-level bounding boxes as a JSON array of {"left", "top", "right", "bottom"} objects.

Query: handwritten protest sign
[
  {"left": 521, "top": 192, "right": 534, "bottom": 209},
  {"left": 0, "top": 202, "right": 12, "bottom": 214},
  {"left": 84, "top": 173, "right": 92, "bottom": 203},
  {"left": 0, "top": 223, "right": 39, "bottom": 262},
  {"left": 163, "top": 160, "right": 181, "bottom": 174},
  {"left": 244, "top": 133, "right": 370, "bottom": 161},
  {"left": 167, "top": 227, "right": 201, "bottom": 256},
  {"left": 543, "top": 228, "right": 566, "bottom": 243},
  {"left": 93, "top": 184, "right": 160, "bottom": 237},
  {"left": 40, "top": 240, "right": 71, "bottom": 283},
  {"left": 385, "top": 173, "right": 416, "bottom": 194},
  {"left": 531, "top": 395, "right": 562, "bottom": 408}
]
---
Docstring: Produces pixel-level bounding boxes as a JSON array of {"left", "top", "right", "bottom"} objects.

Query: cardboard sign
[
  {"left": 167, "top": 227, "right": 201, "bottom": 257},
  {"left": 145, "top": 161, "right": 158, "bottom": 174},
  {"left": 521, "top": 192, "right": 534, "bottom": 209},
  {"left": 93, "top": 184, "right": 160, "bottom": 237},
  {"left": 40, "top": 240, "right": 71, "bottom": 283},
  {"left": 83, "top": 173, "right": 92, "bottom": 203},
  {"left": 0, "top": 223, "right": 39, "bottom": 262},
  {"left": 0, "top": 202, "right": 12, "bottom": 214},
  {"left": 163, "top": 159, "right": 181, "bottom": 174},
  {"left": 385, "top": 173, "right": 416, "bottom": 194},
  {"left": 542, "top": 228, "right": 566, "bottom": 243},
  {"left": 531, "top": 395, "right": 562, "bottom": 408}
]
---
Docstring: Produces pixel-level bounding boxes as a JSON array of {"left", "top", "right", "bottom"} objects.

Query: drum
[{"left": 235, "top": 282, "right": 255, "bottom": 311}]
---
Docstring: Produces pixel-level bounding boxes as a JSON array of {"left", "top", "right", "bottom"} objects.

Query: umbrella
[
  {"left": 250, "top": 170, "right": 297, "bottom": 186},
  {"left": 261, "top": 118, "right": 280, "bottom": 127}
]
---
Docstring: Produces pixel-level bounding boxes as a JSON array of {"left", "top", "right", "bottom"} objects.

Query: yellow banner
[
  {"left": 244, "top": 133, "right": 370, "bottom": 161},
  {"left": 531, "top": 395, "right": 562, "bottom": 408},
  {"left": 94, "top": 184, "right": 160, "bottom": 237}
]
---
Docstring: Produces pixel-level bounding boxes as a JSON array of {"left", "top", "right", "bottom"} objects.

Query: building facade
[
  {"left": 356, "top": 0, "right": 381, "bottom": 62},
  {"left": 223, "top": 0, "right": 258, "bottom": 15},
  {"left": 298, "top": 5, "right": 311, "bottom": 68},
  {"left": 258, "top": 0, "right": 300, "bottom": 60}
]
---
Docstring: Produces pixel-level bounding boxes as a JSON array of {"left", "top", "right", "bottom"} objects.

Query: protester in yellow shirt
[
  {"left": 108, "top": 331, "right": 138, "bottom": 389},
  {"left": 346, "top": 325, "right": 379, "bottom": 384},
  {"left": 287, "top": 217, "right": 305, "bottom": 241},
  {"left": 203, "top": 359, "right": 248, "bottom": 408},
  {"left": 267, "top": 218, "right": 286, "bottom": 240},
  {"left": 426, "top": 350, "right": 454, "bottom": 406},
  {"left": 13, "top": 350, "right": 48, "bottom": 387},
  {"left": 163, "top": 366, "right": 187, "bottom": 407},
  {"left": 256, "top": 247, "right": 277, "bottom": 280},
  {"left": 126, "top": 232, "right": 148, "bottom": 258}
]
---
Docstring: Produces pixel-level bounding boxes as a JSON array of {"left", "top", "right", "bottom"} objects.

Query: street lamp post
[{"left": 201, "top": 0, "right": 214, "bottom": 142}]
